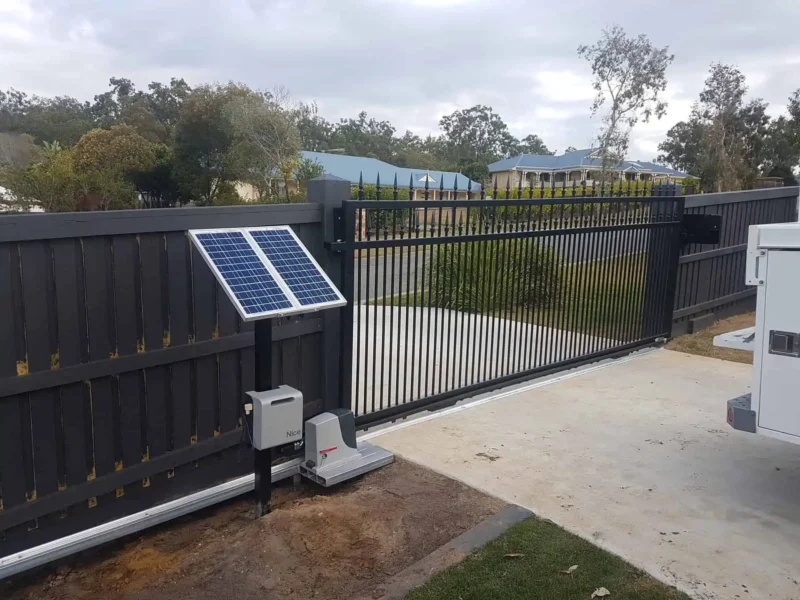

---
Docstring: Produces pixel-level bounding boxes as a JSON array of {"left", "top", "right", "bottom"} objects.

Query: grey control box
[{"left": 246, "top": 385, "right": 303, "bottom": 450}]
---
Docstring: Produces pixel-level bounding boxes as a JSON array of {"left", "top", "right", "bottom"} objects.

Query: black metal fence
[
  {"left": 673, "top": 187, "right": 798, "bottom": 333},
  {"left": 339, "top": 177, "right": 685, "bottom": 428},
  {"left": 0, "top": 203, "right": 337, "bottom": 555}
]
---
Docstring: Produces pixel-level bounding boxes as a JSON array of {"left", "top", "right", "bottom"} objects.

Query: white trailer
[{"left": 722, "top": 222, "right": 800, "bottom": 443}]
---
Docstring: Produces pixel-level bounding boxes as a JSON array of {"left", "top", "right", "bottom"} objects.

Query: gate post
[
  {"left": 308, "top": 175, "right": 352, "bottom": 412},
  {"left": 641, "top": 190, "right": 684, "bottom": 340},
  {"left": 662, "top": 196, "right": 685, "bottom": 337}
]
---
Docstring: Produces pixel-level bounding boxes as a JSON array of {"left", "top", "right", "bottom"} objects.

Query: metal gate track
[{"left": 0, "top": 459, "right": 301, "bottom": 580}]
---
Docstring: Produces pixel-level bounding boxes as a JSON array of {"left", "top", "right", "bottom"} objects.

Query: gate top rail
[
  {"left": 344, "top": 196, "right": 679, "bottom": 210},
  {"left": 341, "top": 195, "right": 685, "bottom": 249}
]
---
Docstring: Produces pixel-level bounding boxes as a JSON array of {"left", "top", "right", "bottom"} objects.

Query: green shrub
[
  {"left": 426, "top": 239, "right": 561, "bottom": 313},
  {"left": 350, "top": 184, "right": 410, "bottom": 200},
  {"left": 212, "top": 182, "right": 244, "bottom": 205},
  {"left": 352, "top": 184, "right": 413, "bottom": 233},
  {"left": 681, "top": 176, "right": 699, "bottom": 194},
  {"left": 483, "top": 201, "right": 640, "bottom": 225},
  {"left": 486, "top": 180, "right": 657, "bottom": 200}
]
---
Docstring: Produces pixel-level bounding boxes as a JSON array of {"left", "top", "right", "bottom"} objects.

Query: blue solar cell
[
  {"left": 249, "top": 228, "right": 341, "bottom": 306},
  {"left": 194, "top": 231, "right": 292, "bottom": 316}
]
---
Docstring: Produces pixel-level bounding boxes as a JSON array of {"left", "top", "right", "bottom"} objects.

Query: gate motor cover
[
  {"left": 300, "top": 409, "right": 393, "bottom": 487},
  {"left": 246, "top": 385, "right": 303, "bottom": 450}
]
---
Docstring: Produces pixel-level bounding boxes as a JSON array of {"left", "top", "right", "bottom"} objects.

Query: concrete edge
[{"left": 358, "top": 504, "right": 534, "bottom": 600}]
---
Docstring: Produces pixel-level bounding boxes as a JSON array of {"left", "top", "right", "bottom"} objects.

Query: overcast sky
[{"left": 2, "top": 0, "right": 799, "bottom": 161}]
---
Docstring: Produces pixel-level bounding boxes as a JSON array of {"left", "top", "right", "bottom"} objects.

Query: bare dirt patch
[
  {"left": 4, "top": 458, "right": 505, "bottom": 600},
  {"left": 667, "top": 312, "right": 755, "bottom": 364}
]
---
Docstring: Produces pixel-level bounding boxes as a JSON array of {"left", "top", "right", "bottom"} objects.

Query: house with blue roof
[
  {"left": 238, "top": 150, "right": 481, "bottom": 202},
  {"left": 297, "top": 151, "right": 481, "bottom": 199},
  {"left": 488, "top": 148, "right": 689, "bottom": 190}
]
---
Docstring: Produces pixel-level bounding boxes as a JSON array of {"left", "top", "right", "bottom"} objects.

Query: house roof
[
  {"left": 301, "top": 151, "right": 481, "bottom": 190},
  {"left": 488, "top": 148, "right": 688, "bottom": 178}
]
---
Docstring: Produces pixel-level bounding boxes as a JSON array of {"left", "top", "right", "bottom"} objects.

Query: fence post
[
  {"left": 308, "top": 174, "right": 351, "bottom": 412},
  {"left": 641, "top": 190, "right": 683, "bottom": 340}
]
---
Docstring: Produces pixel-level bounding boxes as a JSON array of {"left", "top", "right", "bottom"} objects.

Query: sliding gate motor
[
  {"left": 301, "top": 410, "right": 393, "bottom": 487},
  {"left": 188, "top": 226, "right": 393, "bottom": 516}
]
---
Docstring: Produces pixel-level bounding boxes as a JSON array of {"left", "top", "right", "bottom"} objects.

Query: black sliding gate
[{"left": 339, "top": 192, "right": 684, "bottom": 428}]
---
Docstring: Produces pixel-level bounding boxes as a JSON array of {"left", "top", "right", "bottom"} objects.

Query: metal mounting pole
[{"left": 253, "top": 318, "right": 273, "bottom": 517}]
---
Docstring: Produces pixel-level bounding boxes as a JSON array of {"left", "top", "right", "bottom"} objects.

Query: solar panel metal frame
[
  {"left": 187, "top": 226, "right": 345, "bottom": 322},
  {"left": 243, "top": 225, "right": 346, "bottom": 313}
]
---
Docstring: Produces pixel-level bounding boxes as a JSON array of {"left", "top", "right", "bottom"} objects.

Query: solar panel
[
  {"left": 191, "top": 231, "right": 293, "bottom": 319},
  {"left": 187, "top": 226, "right": 345, "bottom": 321},
  {"left": 247, "top": 227, "right": 343, "bottom": 308}
]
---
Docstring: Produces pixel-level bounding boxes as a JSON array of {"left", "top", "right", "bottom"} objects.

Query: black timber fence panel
[
  {"left": 0, "top": 203, "right": 330, "bottom": 556},
  {"left": 673, "top": 187, "right": 799, "bottom": 333}
]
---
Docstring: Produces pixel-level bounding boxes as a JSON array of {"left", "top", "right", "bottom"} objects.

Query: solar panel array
[
  {"left": 193, "top": 231, "right": 293, "bottom": 316},
  {"left": 188, "top": 226, "right": 345, "bottom": 321}
]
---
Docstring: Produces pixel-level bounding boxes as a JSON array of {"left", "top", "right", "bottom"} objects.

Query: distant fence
[
  {"left": 0, "top": 202, "right": 339, "bottom": 555},
  {"left": 672, "top": 187, "right": 799, "bottom": 334}
]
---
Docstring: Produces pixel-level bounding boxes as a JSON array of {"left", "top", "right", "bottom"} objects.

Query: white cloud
[
  {"left": 0, "top": 21, "right": 33, "bottom": 42},
  {"left": 401, "top": 0, "right": 480, "bottom": 6},
  {"left": 1, "top": 0, "right": 798, "bottom": 161},
  {"left": 533, "top": 70, "right": 596, "bottom": 103},
  {"left": 533, "top": 106, "right": 581, "bottom": 121}
]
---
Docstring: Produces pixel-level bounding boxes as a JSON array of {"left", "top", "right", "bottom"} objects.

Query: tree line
[
  {"left": 577, "top": 26, "right": 799, "bottom": 191},
  {"left": 0, "top": 78, "right": 551, "bottom": 211},
  {"left": 657, "top": 63, "right": 800, "bottom": 191},
  {"left": 1, "top": 25, "right": 797, "bottom": 212}
]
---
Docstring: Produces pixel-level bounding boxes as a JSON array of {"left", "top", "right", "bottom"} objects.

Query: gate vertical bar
[{"left": 340, "top": 201, "right": 356, "bottom": 413}]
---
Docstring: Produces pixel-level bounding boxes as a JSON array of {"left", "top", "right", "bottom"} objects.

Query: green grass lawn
[
  {"left": 374, "top": 253, "right": 647, "bottom": 341},
  {"left": 406, "top": 517, "right": 690, "bottom": 600},
  {"left": 666, "top": 312, "right": 755, "bottom": 364},
  {"left": 531, "top": 253, "right": 646, "bottom": 339}
]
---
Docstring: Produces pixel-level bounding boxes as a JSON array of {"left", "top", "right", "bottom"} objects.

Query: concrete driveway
[
  {"left": 352, "top": 305, "right": 610, "bottom": 416},
  {"left": 370, "top": 349, "right": 800, "bottom": 600}
]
